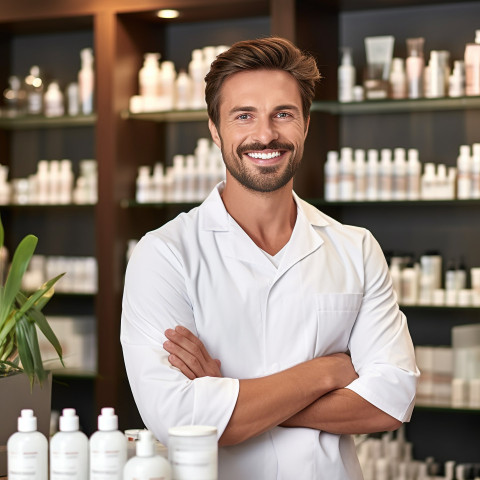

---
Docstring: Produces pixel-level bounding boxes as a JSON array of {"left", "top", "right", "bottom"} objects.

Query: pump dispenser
[
  {"left": 89, "top": 407, "right": 127, "bottom": 480},
  {"left": 338, "top": 47, "right": 356, "bottom": 102},
  {"left": 7, "top": 409, "right": 48, "bottom": 480},
  {"left": 78, "top": 48, "right": 94, "bottom": 115},
  {"left": 123, "top": 430, "right": 171, "bottom": 480},
  {"left": 50, "top": 408, "right": 88, "bottom": 480}
]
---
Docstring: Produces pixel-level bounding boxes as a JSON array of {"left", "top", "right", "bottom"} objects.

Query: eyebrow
[{"left": 228, "top": 104, "right": 301, "bottom": 116}]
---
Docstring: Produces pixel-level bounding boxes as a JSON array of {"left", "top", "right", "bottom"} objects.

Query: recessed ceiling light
[{"left": 157, "top": 9, "right": 180, "bottom": 19}]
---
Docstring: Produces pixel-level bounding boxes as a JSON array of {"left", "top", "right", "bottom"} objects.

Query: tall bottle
[
  {"left": 25, "top": 65, "right": 44, "bottom": 115},
  {"left": 78, "top": 48, "right": 95, "bottom": 115},
  {"left": 123, "top": 430, "right": 171, "bottom": 480},
  {"left": 50, "top": 408, "right": 89, "bottom": 480},
  {"left": 338, "top": 47, "right": 356, "bottom": 103},
  {"left": 3, "top": 76, "right": 27, "bottom": 117},
  {"left": 324, "top": 150, "right": 339, "bottom": 201},
  {"left": 89, "top": 407, "right": 127, "bottom": 480},
  {"left": 406, "top": 38, "right": 424, "bottom": 99},
  {"left": 464, "top": 30, "right": 480, "bottom": 96},
  {"left": 366, "top": 149, "right": 379, "bottom": 201},
  {"left": 7, "top": 409, "right": 48, "bottom": 480},
  {"left": 189, "top": 49, "right": 206, "bottom": 109}
]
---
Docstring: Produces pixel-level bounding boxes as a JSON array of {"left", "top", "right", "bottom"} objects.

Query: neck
[{"left": 221, "top": 174, "right": 297, "bottom": 255}]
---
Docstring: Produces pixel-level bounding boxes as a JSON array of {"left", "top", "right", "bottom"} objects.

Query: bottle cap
[
  {"left": 136, "top": 430, "right": 155, "bottom": 457},
  {"left": 59, "top": 408, "right": 79, "bottom": 432},
  {"left": 18, "top": 409, "right": 37, "bottom": 432},
  {"left": 98, "top": 407, "right": 118, "bottom": 431}
]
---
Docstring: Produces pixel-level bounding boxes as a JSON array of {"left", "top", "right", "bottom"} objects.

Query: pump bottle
[
  {"left": 89, "top": 407, "right": 127, "bottom": 480},
  {"left": 7, "top": 409, "right": 48, "bottom": 480},
  {"left": 123, "top": 430, "right": 171, "bottom": 480},
  {"left": 50, "top": 408, "right": 89, "bottom": 480},
  {"left": 78, "top": 48, "right": 95, "bottom": 115}
]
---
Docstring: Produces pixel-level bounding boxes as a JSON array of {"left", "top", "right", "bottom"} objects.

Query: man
[{"left": 121, "top": 37, "right": 419, "bottom": 479}]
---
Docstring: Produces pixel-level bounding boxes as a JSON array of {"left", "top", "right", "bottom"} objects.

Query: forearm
[
  {"left": 220, "top": 355, "right": 355, "bottom": 446},
  {"left": 281, "top": 388, "right": 401, "bottom": 435}
]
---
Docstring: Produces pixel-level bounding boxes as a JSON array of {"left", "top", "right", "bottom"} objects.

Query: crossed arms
[{"left": 164, "top": 325, "right": 402, "bottom": 447}]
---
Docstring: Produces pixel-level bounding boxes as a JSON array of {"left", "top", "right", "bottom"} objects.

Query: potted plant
[{"left": 0, "top": 214, "right": 64, "bottom": 474}]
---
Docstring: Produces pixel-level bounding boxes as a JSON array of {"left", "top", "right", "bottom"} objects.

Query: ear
[
  {"left": 208, "top": 118, "right": 222, "bottom": 149},
  {"left": 304, "top": 116, "right": 310, "bottom": 139}
]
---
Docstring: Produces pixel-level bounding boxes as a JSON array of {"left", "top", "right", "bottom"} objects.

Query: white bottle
[
  {"left": 324, "top": 150, "right": 339, "bottom": 201},
  {"left": 59, "top": 159, "right": 74, "bottom": 204},
  {"left": 50, "top": 408, "right": 89, "bottom": 480},
  {"left": 464, "top": 30, "right": 480, "bottom": 96},
  {"left": 366, "top": 149, "right": 379, "bottom": 201},
  {"left": 471, "top": 143, "right": 480, "bottom": 198},
  {"left": 339, "top": 147, "right": 354, "bottom": 201},
  {"left": 89, "top": 407, "right": 127, "bottom": 480},
  {"left": 189, "top": 49, "right": 206, "bottom": 109},
  {"left": 379, "top": 149, "right": 393, "bottom": 201},
  {"left": 389, "top": 58, "right": 407, "bottom": 99},
  {"left": 44, "top": 81, "right": 65, "bottom": 117},
  {"left": 67, "top": 82, "right": 80, "bottom": 116},
  {"left": 159, "top": 60, "right": 176, "bottom": 111},
  {"left": 175, "top": 69, "right": 192, "bottom": 110},
  {"left": 406, "top": 148, "right": 421, "bottom": 200},
  {"left": 421, "top": 163, "right": 436, "bottom": 200},
  {"left": 136, "top": 166, "right": 152, "bottom": 203},
  {"left": 338, "top": 47, "right": 356, "bottom": 103},
  {"left": 79, "top": 48, "right": 94, "bottom": 115},
  {"left": 401, "top": 262, "right": 419, "bottom": 305},
  {"left": 393, "top": 148, "right": 407, "bottom": 200},
  {"left": 449, "top": 60, "right": 465, "bottom": 98},
  {"left": 7, "top": 409, "right": 48, "bottom": 480},
  {"left": 426, "top": 50, "right": 445, "bottom": 98},
  {"left": 25, "top": 65, "right": 44, "bottom": 115},
  {"left": 123, "top": 430, "right": 171, "bottom": 480},
  {"left": 457, "top": 144, "right": 472, "bottom": 199},
  {"left": 354, "top": 149, "right": 366, "bottom": 201},
  {"left": 406, "top": 37, "right": 425, "bottom": 99}
]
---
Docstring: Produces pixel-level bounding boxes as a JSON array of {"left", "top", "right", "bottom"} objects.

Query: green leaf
[
  {"left": 15, "top": 317, "right": 35, "bottom": 385},
  {"left": 0, "top": 234, "right": 38, "bottom": 328},
  {"left": 0, "top": 313, "right": 16, "bottom": 350}
]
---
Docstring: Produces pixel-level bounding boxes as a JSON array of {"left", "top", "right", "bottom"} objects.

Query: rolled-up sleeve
[
  {"left": 120, "top": 233, "right": 239, "bottom": 444},
  {"left": 345, "top": 230, "right": 420, "bottom": 422}
]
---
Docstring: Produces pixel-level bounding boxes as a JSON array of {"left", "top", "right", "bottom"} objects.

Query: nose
[{"left": 252, "top": 116, "right": 279, "bottom": 145}]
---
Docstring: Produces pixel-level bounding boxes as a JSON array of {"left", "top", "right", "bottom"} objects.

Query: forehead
[{"left": 219, "top": 69, "right": 302, "bottom": 111}]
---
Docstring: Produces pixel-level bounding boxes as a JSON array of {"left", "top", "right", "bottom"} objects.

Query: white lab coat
[{"left": 121, "top": 183, "right": 419, "bottom": 480}]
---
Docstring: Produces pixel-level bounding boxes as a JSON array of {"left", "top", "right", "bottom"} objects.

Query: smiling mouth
[{"left": 246, "top": 151, "right": 283, "bottom": 160}]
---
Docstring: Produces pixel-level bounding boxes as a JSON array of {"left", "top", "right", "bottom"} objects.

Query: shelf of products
[{"left": 0, "top": 114, "right": 96, "bottom": 130}]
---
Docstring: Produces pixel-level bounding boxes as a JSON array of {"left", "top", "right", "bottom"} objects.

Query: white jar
[{"left": 168, "top": 425, "right": 217, "bottom": 480}]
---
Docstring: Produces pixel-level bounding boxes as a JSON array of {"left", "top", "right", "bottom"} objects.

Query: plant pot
[{"left": 0, "top": 372, "right": 52, "bottom": 476}]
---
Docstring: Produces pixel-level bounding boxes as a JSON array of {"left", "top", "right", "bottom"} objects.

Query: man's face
[{"left": 209, "top": 69, "right": 309, "bottom": 193}]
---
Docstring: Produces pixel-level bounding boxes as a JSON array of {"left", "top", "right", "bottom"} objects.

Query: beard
[{"left": 220, "top": 139, "right": 303, "bottom": 193}]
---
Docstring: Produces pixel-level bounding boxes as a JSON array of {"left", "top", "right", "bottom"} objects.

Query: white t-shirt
[{"left": 121, "top": 183, "right": 419, "bottom": 480}]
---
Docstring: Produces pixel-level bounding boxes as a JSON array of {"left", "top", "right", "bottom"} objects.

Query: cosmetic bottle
[
  {"left": 426, "top": 50, "right": 446, "bottom": 98},
  {"left": 339, "top": 147, "right": 354, "bottom": 201},
  {"left": 401, "top": 261, "right": 419, "bottom": 305},
  {"left": 354, "top": 149, "right": 366, "bottom": 201},
  {"left": 136, "top": 166, "right": 152, "bottom": 204},
  {"left": 456, "top": 258, "right": 467, "bottom": 291},
  {"left": 406, "top": 38, "right": 425, "bottom": 99},
  {"left": 123, "top": 430, "right": 171, "bottom": 480},
  {"left": 406, "top": 149, "right": 421, "bottom": 200},
  {"left": 379, "top": 149, "right": 393, "bottom": 201},
  {"left": 3, "top": 76, "right": 27, "bottom": 117},
  {"left": 25, "top": 65, "right": 44, "bottom": 115},
  {"left": 189, "top": 49, "right": 206, "bottom": 109},
  {"left": 79, "top": 48, "right": 94, "bottom": 115},
  {"left": 338, "top": 47, "right": 356, "bottom": 103},
  {"left": 8, "top": 409, "right": 48, "bottom": 480},
  {"left": 464, "top": 30, "right": 480, "bottom": 96},
  {"left": 59, "top": 159, "right": 74, "bottom": 204},
  {"left": 152, "top": 163, "right": 165, "bottom": 203},
  {"left": 471, "top": 143, "right": 480, "bottom": 198},
  {"left": 89, "top": 408, "right": 127, "bottom": 480},
  {"left": 175, "top": 69, "right": 192, "bottom": 110},
  {"left": 445, "top": 260, "right": 458, "bottom": 306},
  {"left": 393, "top": 148, "right": 407, "bottom": 200},
  {"left": 324, "top": 150, "right": 339, "bottom": 201},
  {"left": 421, "top": 163, "right": 436, "bottom": 200},
  {"left": 50, "top": 408, "right": 89, "bottom": 480},
  {"left": 457, "top": 145, "right": 472, "bottom": 199},
  {"left": 159, "top": 60, "right": 176, "bottom": 111},
  {"left": 366, "top": 149, "right": 379, "bottom": 200},
  {"left": 389, "top": 58, "right": 407, "bottom": 99},
  {"left": 139, "top": 53, "right": 160, "bottom": 102},
  {"left": 449, "top": 61, "right": 465, "bottom": 97},
  {"left": 44, "top": 81, "right": 65, "bottom": 117},
  {"left": 67, "top": 82, "right": 80, "bottom": 116}
]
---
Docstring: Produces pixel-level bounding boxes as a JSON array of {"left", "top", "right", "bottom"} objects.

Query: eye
[
  {"left": 236, "top": 113, "right": 251, "bottom": 120},
  {"left": 276, "top": 111, "right": 291, "bottom": 118}
]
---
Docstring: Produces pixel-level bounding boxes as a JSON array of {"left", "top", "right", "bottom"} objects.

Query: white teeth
[{"left": 247, "top": 151, "right": 281, "bottom": 160}]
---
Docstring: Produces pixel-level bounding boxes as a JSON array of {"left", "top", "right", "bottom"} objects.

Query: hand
[
  {"left": 163, "top": 326, "right": 222, "bottom": 380},
  {"left": 324, "top": 352, "right": 358, "bottom": 390}
]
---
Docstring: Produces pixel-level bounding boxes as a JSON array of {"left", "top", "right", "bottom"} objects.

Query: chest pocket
[{"left": 315, "top": 293, "right": 363, "bottom": 356}]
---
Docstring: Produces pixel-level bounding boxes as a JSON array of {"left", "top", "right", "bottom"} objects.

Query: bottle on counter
[{"left": 7, "top": 409, "right": 48, "bottom": 480}]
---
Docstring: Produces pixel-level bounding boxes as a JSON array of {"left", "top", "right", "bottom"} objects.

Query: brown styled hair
[{"left": 205, "top": 36, "right": 321, "bottom": 127}]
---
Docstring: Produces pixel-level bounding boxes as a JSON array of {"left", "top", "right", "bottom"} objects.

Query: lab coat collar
[{"left": 199, "top": 183, "right": 330, "bottom": 271}]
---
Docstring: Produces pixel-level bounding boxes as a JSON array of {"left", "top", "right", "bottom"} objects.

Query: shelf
[
  {"left": 415, "top": 403, "right": 480, "bottom": 414},
  {"left": 401, "top": 305, "right": 480, "bottom": 312},
  {"left": 121, "top": 109, "right": 208, "bottom": 123},
  {"left": 0, "top": 114, "right": 96, "bottom": 130},
  {"left": 312, "top": 199, "right": 480, "bottom": 207},
  {"left": 311, "top": 96, "right": 480, "bottom": 115},
  {"left": 0, "top": 203, "right": 95, "bottom": 209},
  {"left": 52, "top": 369, "right": 97, "bottom": 379},
  {"left": 120, "top": 199, "right": 201, "bottom": 209}
]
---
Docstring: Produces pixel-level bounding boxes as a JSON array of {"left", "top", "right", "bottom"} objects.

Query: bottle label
[
  {"left": 90, "top": 449, "right": 124, "bottom": 480},
  {"left": 9, "top": 449, "right": 46, "bottom": 480},
  {"left": 51, "top": 450, "right": 83, "bottom": 480},
  {"left": 170, "top": 449, "right": 217, "bottom": 480}
]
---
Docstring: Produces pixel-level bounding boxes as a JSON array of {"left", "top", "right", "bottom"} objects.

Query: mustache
[{"left": 237, "top": 141, "right": 294, "bottom": 157}]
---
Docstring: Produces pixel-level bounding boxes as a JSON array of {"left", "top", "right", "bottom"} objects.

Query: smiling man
[{"left": 121, "top": 37, "right": 419, "bottom": 480}]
